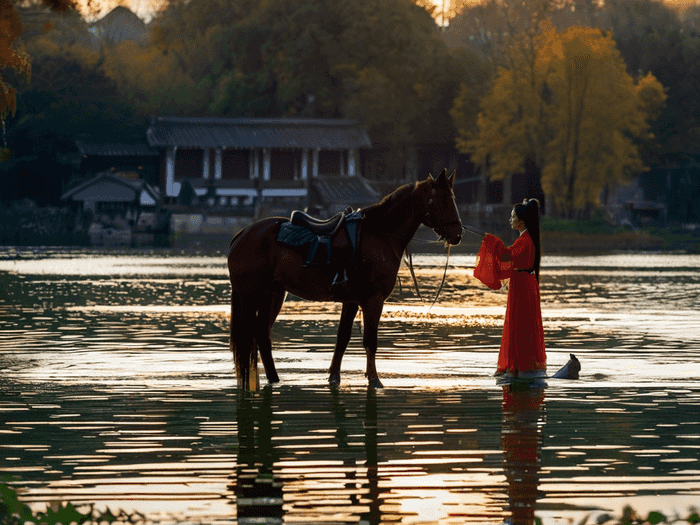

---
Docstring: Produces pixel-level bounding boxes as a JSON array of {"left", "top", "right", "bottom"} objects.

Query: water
[{"left": 1, "top": 247, "right": 699, "bottom": 524}]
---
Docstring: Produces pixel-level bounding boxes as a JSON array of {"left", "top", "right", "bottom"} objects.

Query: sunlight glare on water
[{"left": 1, "top": 248, "right": 700, "bottom": 524}]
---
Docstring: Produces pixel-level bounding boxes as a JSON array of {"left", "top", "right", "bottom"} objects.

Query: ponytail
[{"left": 514, "top": 198, "right": 541, "bottom": 281}]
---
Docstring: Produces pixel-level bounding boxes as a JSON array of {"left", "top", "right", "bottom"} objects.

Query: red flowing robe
[{"left": 474, "top": 232, "right": 546, "bottom": 375}]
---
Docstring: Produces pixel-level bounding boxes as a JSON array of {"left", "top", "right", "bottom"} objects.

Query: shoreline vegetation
[
  {"left": 2, "top": 482, "right": 699, "bottom": 525},
  {"left": 458, "top": 216, "right": 700, "bottom": 255},
  {"left": 1, "top": 202, "right": 699, "bottom": 254},
  {"left": 541, "top": 216, "right": 700, "bottom": 254}
]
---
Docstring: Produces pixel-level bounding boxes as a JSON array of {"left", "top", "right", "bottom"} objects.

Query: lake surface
[{"left": 1, "top": 247, "right": 699, "bottom": 524}]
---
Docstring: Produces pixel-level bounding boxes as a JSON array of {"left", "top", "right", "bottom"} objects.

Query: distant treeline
[{"left": 1, "top": 0, "right": 699, "bottom": 218}]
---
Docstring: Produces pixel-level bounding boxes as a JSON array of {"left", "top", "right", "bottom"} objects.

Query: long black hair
[{"left": 513, "top": 198, "right": 541, "bottom": 281}]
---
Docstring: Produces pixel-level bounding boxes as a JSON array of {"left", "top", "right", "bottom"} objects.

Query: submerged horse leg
[
  {"left": 362, "top": 299, "right": 384, "bottom": 389},
  {"left": 328, "top": 302, "right": 359, "bottom": 386},
  {"left": 233, "top": 299, "right": 260, "bottom": 390},
  {"left": 255, "top": 286, "right": 285, "bottom": 384}
]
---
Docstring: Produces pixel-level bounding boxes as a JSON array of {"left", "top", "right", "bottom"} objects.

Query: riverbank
[
  {"left": 454, "top": 216, "right": 700, "bottom": 255},
  {"left": 1, "top": 207, "right": 698, "bottom": 255}
]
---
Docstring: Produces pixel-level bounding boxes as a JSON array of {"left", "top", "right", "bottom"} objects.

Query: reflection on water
[
  {"left": 2, "top": 248, "right": 700, "bottom": 523},
  {"left": 502, "top": 387, "right": 545, "bottom": 525}
]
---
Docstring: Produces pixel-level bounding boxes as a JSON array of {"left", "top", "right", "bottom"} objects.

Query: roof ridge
[{"left": 153, "top": 116, "right": 361, "bottom": 126}]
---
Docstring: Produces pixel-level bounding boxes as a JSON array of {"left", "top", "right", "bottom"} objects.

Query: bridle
[
  {"left": 423, "top": 187, "right": 462, "bottom": 242},
  {"left": 418, "top": 185, "right": 462, "bottom": 311}
]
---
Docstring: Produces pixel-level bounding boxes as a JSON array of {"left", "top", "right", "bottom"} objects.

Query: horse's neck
[{"left": 367, "top": 188, "right": 423, "bottom": 249}]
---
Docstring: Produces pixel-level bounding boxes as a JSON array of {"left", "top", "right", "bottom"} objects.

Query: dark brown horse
[{"left": 227, "top": 169, "right": 463, "bottom": 389}]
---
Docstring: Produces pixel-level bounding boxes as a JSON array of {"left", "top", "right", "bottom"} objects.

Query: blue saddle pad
[{"left": 277, "top": 211, "right": 361, "bottom": 264}]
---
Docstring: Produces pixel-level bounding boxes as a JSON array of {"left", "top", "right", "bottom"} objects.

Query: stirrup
[{"left": 331, "top": 268, "right": 348, "bottom": 287}]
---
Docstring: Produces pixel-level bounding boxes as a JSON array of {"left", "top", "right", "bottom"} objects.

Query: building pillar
[
  {"left": 202, "top": 148, "right": 210, "bottom": 179},
  {"left": 250, "top": 150, "right": 259, "bottom": 180},
  {"left": 165, "top": 147, "right": 176, "bottom": 197},
  {"left": 340, "top": 151, "right": 346, "bottom": 176},
  {"left": 263, "top": 148, "right": 271, "bottom": 181},
  {"left": 301, "top": 149, "right": 309, "bottom": 180},
  {"left": 348, "top": 149, "right": 356, "bottom": 176},
  {"left": 214, "top": 148, "right": 222, "bottom": 180},
  {"left": 249, "top": 149, "right": 256, "bottom": 180},
  {"left": 312, "top": 149, "right": 319, "bottom": 178}
]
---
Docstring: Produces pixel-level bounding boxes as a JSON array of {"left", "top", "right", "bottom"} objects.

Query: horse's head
[{"left": 422, "top": 169, "right": 463, "bottom": 245}]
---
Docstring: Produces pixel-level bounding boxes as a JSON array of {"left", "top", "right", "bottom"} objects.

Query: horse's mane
[{"left": 362, "top": 182, "right": 417, "bottom": 222}]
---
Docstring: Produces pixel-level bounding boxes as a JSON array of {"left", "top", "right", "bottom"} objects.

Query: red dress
[{"left": 474, "top": 232, "right": 546, "bottom": 376}]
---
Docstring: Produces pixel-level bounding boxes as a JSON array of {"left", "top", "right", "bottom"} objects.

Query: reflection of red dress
[
  {"left": 501, "top": 387, "right": 545, "bottom": 524},
  {"left": 474, "top": 232, "right": 546, "bottom": 375}
]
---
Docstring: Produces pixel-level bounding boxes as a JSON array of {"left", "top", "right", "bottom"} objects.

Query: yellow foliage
[
  {"left": 453, "top": 25, "right": 666, "bottom": 216},
  {"left": 100, "top": 40, "right": 195, "bottom": 116},
  {"left": 0, "top": 0, "right": 30, "bottom": 120}
]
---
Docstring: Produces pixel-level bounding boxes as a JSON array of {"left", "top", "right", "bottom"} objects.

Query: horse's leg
[
  {"left": 231, "top": 291, "right": 259, "bottom": 391},
  {"left": 361, "top": 298, "right": 384, "bottom": 389},
  {"left": 328, "top": 302, "right": 359, "bottom": 386},
  {"left": 255, "top": 287, "right": 285, "bottom": 384}
]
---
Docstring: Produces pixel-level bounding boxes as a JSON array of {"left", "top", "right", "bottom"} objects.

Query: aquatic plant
[
  {"left": 1, "top": 482, "right": 142, "bottom": 524},
  {"left": 3, "top": 481, "right": 700, "bottom": 524},
  {"left": 580, "top": 505, "right": 700, "bottom": 525}
]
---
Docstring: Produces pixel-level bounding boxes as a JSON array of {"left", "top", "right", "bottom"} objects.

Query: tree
[
  {"left": 444, "top": 0, "right": 597, "bottom": 63},
  {"left": 100, "top": 39, "right": 201, "bottom": 118},
  {"left": 151, "top": 0, "right": 462, "bottom": 150},
  {"left": 454, "top": 26, "right": 666, "bottom": 217},
  {"left": 682, "top": 4, "right": 700, "bottom": 36},
  {"left": 1, "top": 0, "right": 79, "bottom": 124},
  {"left": 1, "top": 0, "right": 31, "bottom": 156},
  {"left": 593, "top": 0, "right": 700, "bottom": 163}
]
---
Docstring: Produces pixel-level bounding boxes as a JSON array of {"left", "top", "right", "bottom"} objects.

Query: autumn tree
[
  {"left": 1, "top": 0, "right": 82, "bottom": 119},
  {"left": 593, "top": 0, "right": 700, "bottom": 164},
  {"left": 444, "top": 0, "right": 598, "bottom": 63},
  {"left": 149, "top": 0, "right": 465, "bottom": 150},
  {"left": 1, "top": 0, "right": 31, "bottom": 158},
  {"left": 100, "top": 39, "right": 201, "bottom": 118},
  {"left": 453, "top": 26, "right": 666, "bottom": 217}
]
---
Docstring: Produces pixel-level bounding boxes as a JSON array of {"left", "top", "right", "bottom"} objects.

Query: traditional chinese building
[{"left": 146, "top": 116, "right": 375, "bottom": 217}]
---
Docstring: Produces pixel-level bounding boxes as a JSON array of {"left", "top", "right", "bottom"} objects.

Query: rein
[
  {"left": 403, "top": 238, "right": 452, "bottom": 311},
  {"left": 368, "top": 180, "right": 458, "bottom": 309},
  {"left": 404, "top": 244, "right": 423, "bottom": 302},
  {"left": 429, "top": 243, "right": 450, "bottom": 312}
]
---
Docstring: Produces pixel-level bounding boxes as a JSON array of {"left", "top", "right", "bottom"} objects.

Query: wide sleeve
[{"left": 474, "top": 234, "right": 511, "bottom": 290}]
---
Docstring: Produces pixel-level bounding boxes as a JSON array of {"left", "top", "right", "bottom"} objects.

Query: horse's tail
[{"left": 230, "top": 292, "right": 259, "bottom": 390}]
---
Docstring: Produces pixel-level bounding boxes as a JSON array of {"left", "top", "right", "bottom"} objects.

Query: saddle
[
  {"left": 290, "top": 209, "right": 347, "bottom": 237},
  {"left": 277, "top": 208, "right": 362, "bottom": 287}
]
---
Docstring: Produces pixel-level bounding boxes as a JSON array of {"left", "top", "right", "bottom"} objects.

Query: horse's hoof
[
  {"left": 368, "top": 377, "right": 383, "bottom": 389},
  {"left": 266, "top": 372, "right": 280, "bottom": 384},
  {"left": 328, "top": 372, "right": 341, "bottom": 386}
]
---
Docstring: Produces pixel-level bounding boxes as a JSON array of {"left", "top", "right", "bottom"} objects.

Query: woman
[{"left": 473, "top": 199, "right": 546, "bottom": 380}]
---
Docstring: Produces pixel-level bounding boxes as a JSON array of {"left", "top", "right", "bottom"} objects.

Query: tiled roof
[
  {"left": 76, "top": 140, "right": 158, "bottom": 157},
  {"left": 311, "top": 176, "right": 380, "bottom": 206},
  {"left": 61, "top": 171, "right": 161, "bottom": 203},
  {"left": 146, "top": 117, "right": 372, "bottom": 150}
]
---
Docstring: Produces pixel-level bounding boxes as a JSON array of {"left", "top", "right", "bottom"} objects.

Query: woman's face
[{"left": 510, "top": 208, "right": 526, "bottom": 231}]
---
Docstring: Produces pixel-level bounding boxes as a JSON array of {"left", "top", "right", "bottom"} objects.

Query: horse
[{"left": 227, "top": 169, "right": 463, "bottom": 389}]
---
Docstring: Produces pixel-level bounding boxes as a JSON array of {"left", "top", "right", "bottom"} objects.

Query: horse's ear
[
  {"left": 436, "top": 168, "right": 447, "bottom": 184},
  {"left": 428, "top": 172, "right": 435, "bottom": 180},
  {"left": 448, "top": 170, "right": 456, "bottom": 187}
]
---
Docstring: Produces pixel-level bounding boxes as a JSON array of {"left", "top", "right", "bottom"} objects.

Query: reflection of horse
[
  {"left": 232, "top": 386, "right": 381, "bottom": 523},
  {"left": 227, "top": 170, "right": 463, "bottom": 389},
  {"left": 233, "top": 386, "right": 283, "bottom": 520}
]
